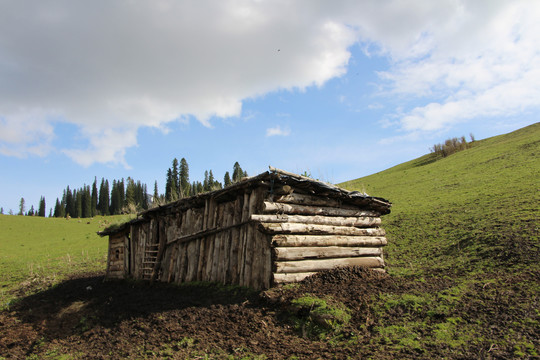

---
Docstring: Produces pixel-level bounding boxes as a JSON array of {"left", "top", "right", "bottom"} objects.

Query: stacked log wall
[
  {"left": 256, "top": 191, "right": 387, "bottom": 284},
  {"left": 108, "top": 180, "right": 388, "bottom": 290}
]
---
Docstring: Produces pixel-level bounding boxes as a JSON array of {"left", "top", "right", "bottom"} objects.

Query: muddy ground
[{"left": 1, "top": 267, "right": 538, "bottom": 359}]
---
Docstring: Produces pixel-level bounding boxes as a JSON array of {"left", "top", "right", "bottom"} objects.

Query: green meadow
[
  {"left": 0, "top": 215, "right": 131, "bottom": 307},
  {"left": 341, "top": 122, "right": 539, "bottom": 275}
]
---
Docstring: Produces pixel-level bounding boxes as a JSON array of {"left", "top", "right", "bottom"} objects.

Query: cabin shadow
[{"left": 10, "top": 273, "right": 259, "bottom": 341}]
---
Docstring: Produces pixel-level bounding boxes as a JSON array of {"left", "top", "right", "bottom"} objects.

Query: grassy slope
[
  {"left": 340, "top": 122, "right": 539, "bottom": 357},
  {"left": 0, "top": 215, "right": 130, "bottom": 307},
  {"left": 342, "top": 122, "right": 539, "bottom": 274}
]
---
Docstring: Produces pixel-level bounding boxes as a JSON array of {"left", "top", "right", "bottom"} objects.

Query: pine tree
[
  {"left": 18, "top": 197, "right": 25, "bottom": 215},
  {"left": 142, "top": 183, "right": 149, "bottom": 210},
  {"left": 27, "top": 205, "right": 35, "bottom": 216},
  {"left": 165, "top": 168, "right": 177, "bottom": 202},
  {"left": 203, "top": 170, "right": 210, "bottom": 192},
  {"left": 98, "top": 179, "right": 110, "bottom": 215},
  {"left": 172, "top": 158, "right": 180, "bottom": 199},
  {"left": 75, "top": 190, "right": 82, "bottom": 218},
  {"left": 110, "top": 180, "right": 118, "bottom": 215},
  {"left": 208, "top": 170, "right": 215, "bottom": 189},
  {"left": 153, "top": 181, "right": 159, "bottom": 207},
  {"left": 125, "top": 177, "right": 136, "bottom": 212},
  {"left": 38, "top": 196, "right": 46, "bottom": 217},
  {"left": 82, "top": 185, "right": 91, "bottom": 218},
  {"left": 232, "top": 162, "right": 245, "bottom": 183},
  {"left": 179, "top": 158, "right": 190, "bottom": 198},
  {"left": 91, "top": 177, "right": 98, "bottom": 217},
  {"left": 54, "top": 198, "right": 62, "bottom": 217},
  {"left": 0, "top": 207, "right": 3, "bottom": 215},
  {"left": 224, "top": 171, "right": 232, "bottom": 187},
  {"left": 118, "top": 179, "right": 125, "bottom": 210}
]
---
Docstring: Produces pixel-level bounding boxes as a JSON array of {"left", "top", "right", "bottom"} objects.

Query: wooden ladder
[{"left": 142, "top": 243, "right": 159, "bottom": 280}]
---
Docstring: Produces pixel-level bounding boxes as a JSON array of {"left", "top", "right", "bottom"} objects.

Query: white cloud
[
  {"left": 0, "top": 0, "right": 357, "bottom": 166},
  {"left": 371, "top": 0, "right": 540, "bottom": 132},
  {"left": 266, "top": 125, "right": 291, "bottom": 137},
  {"left": 0, "top": 0, "right": 538, "bottom": 165}
]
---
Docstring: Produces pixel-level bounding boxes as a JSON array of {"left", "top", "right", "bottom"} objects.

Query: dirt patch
[{"left": 1, "top": 267, "right": 537, "bottom": 359}]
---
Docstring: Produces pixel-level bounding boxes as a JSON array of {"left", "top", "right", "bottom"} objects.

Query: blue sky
[{"left": 1, "top": 1, "right": 539, "bottom": 214}]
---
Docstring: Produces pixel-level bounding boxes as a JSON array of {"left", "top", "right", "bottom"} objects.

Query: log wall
[
  {"left": 259, "top": 192, "right": 387, "bottom": 284},
  {"left": 106, "top": 180, "right": 388, "bottom": 289}
]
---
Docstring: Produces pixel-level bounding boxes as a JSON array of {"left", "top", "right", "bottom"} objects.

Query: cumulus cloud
[
  {"left": 0, "top": 0, "right": 358, "bottom": 166},
  {"left": 0, "top": 0, "right": 538, "bottom": 166},
  {"left": 373, "top": 0, "right": 540, "bottom": 132},
  {"left": 266, "top": 125, "right": 291, "bottom": 137}
]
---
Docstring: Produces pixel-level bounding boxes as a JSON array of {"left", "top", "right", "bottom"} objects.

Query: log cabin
[{"left": 99, "top": 167, "right": 392, "bottom": 289}]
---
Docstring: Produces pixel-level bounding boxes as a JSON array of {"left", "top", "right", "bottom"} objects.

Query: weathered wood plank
[
  {"left": 259, "top": 223, "right": 386, "bottom": 236},
  {"left": 251, "top": 214, "right": 381, "bottom": 228},
  {"left": 273, "top": 246, "right": 382, "bottom": 261},
  {"left": 243, "top": 190, "right": 259, "bottom": 287},
  {"left": 211, "top": 203, "right": 226, "bottom": 282},
  {"left": 263, "top": 201, "right": 379, "bottom": 217},
  {"left": 238, "top": 192, "right": 250, "bottom": 286},
  {"left": 272, "top": 235, "right": 387, "bottom": 247},
  {"left": 273, "top": 272, "right": 316, "bottom": 284},
  {"left": 275, "top": 257, "right": 384, "bottom": 273},
  {"left": 229, "top": 195, "right": 243, "bottom": 284},
  {"left": 260, "top": 232, "right": 272, "bottom": 289},
  {"left": 274, "top": 192, "right": 366, "bottom": 210}
]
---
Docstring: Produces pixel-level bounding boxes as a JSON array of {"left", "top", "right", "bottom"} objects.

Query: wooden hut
[{"left": 100, "top": 167, "right": 391, "bottom": 289}]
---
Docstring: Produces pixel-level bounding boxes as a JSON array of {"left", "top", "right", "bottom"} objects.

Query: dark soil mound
[{"left": 1, "top": 266, "right": 536, "bottom": 359}]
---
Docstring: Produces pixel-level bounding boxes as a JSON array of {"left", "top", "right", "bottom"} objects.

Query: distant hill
[{"left": 341, "top": 122, "right": 539, "bottom": 275}]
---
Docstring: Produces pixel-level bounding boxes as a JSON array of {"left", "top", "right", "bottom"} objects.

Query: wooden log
[
  {"left": 275, "top": 257, "right": 384, "bottom": 273},
  {"left": 229, "top": 195, "right": 243, "bottom": 285},
  {"left": 273, "top": 272, "right": 316, "bottom": 284},
  {"left": 211, "top": 203, "right": 226, "bottom": 282},
  {"left": 243, "top": 190, "right": 260, "bottom": 287},
  {"left": 196, "top": 199, "right": 210, "bottom": 280},
  {"left": 204, "top": 199, "right": 218, "bottom": 281},
  {"left": 273, "top": 246, "right": 382, "bottom": 261},
  {"left": 186, "top": 208, "right": 203, "bottom": 282},
  {"left": 129, "top": 225, "right": 137, "bottom": 277},
  {"left": 259, "top": 223, "right": 386, "bottom": 236},
  {"left": 251, "top": 214, "right": 381, "bottom": 228},
  {"left": 238, "top": 192, "right": 250, "bottom": 286},
  {"left": 249, "top": 187, "right": 267, "bottom": 289},
  {"left": 167, "top": 243, "right": 178, "bottom": 283},
  {"left": 176, "top": 211, "right": 189, "bottom": 283},
  {"left": 272, "top": 235, "right": 387, "bottom": 247},
  {"left": 274, "top": 192, "right": 361, "bottom": 209},
  {"left": 221, "top": 202, "right": 234, "bottom": 283},
  {"left": 263, "top": 201, "right": 379, "bottom": 217},
  {"left": 271, "top": 184, "right": 293, "bottom": 195}
]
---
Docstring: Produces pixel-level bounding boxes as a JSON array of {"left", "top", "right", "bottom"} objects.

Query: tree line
[
  {"left": 4, "top": 159, "right": 248, "bottom": 218},
  {"left": 157, "top": 159, "right": 247, "bottom": 205},
  {"left": 52, "top": 177, "right": 149, "bottom": 218}
]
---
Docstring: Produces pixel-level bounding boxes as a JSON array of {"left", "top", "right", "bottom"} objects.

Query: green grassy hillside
[
  {"left": 0, "top": 215, "right": 130, "bottom": 307},
  {"left": 342, "top": 122, "right": 539, "bottom": 275},
  {"left": 340, "top": 122, "right": 539, "bottom": 357}
]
